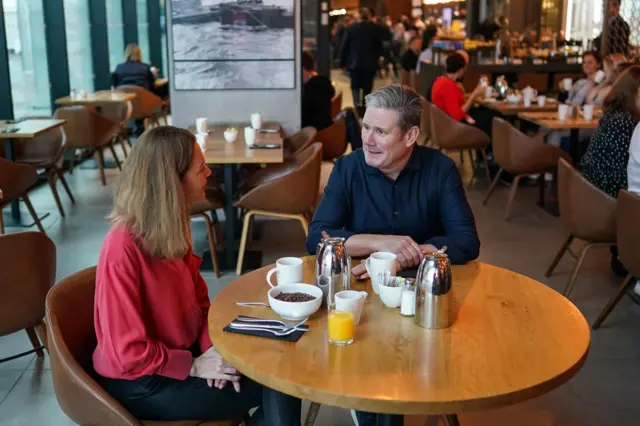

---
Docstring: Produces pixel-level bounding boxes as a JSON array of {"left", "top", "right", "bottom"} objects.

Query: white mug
[
  {"left": 195, "top": 133, "right": 208, "bottom": 151},
  {"left": 379, "top": 283, "right": 403, "bottom": 308},
  {"left": 196, "top": 118, "right": 208, "bottom": 134},
  {"left": 251, "top": 113, "right": 263, "bottom": 130},
  {"left": 562, "top": 78, "right": 573, "bottom": 92},
  {"left": 523, "top": 97, "right": 532, "bottom": 108},
  {"left": 558, "top": 104, "right": 569, "bottom": 121},
  {"left": 335, "top": 291, "right": 368, "bottom": 325},
  {"left": 244, "top": 126, "right": 256, "bottom": 146},
  {"left": 365, "top": 252, "right": 397, "bottom": 294},
  {"left": 537, "top": 95, "right": 546, "bottom": 107},
  {"left": 266, "top": 257, "right": 303, "bottom": 287},
  {"left": 594, "top": 69, "right": 606, "bottom": 84},
  {"left": 484, "top": 86, "right": 496, "bottom": 99},
  {"left": 583, "top": 104, "right": 594, "bottom": 121}
]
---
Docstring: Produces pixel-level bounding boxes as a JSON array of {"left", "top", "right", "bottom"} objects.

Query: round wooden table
[{"left": 208, "top": 257, "right": 590, "bottom": 424}]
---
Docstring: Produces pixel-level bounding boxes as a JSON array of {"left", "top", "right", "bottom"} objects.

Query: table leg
[
  {"left": 4, "top": 139, "right": 20, "bottom": 223},
  {"left": 377, "top": 414, "right": 404, "bottom": 426},
  {"left": 445, "top": 414, "right": 461, "bottom": 426},
  {"left": 223, "top": 164, "right": 238, "bottom": 268}
]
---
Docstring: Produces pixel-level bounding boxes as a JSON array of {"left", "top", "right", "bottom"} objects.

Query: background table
[
  {"left": 477, "top": 98, "right": 558, "bottom": 116},
  {"left": 54, "top": 90, "right": 136, "bottom": 106},
  {"left": 0, "top": 119, "right": 66, "bottom": 226},
  {"left": 209, "top": 257, "right": 590, "bottom": 424},
  {"left": 191, "top": 123, "right": 283, "bottom": 270}
]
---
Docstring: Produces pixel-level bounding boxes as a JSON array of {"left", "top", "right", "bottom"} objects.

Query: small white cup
[
  {"left": 365, "top": 252, "right": 397, "bottom": 294},
  {"left": 379, "top": 282, "right": 403, "bottom": 308},
  {"left": 244, "top": 127, "right": 256, "bottom": 146},
  {"left": 335, "top": 290, "right": 368, "bottom": 325},
  {"left": 224, "top": 129, "right": 238, "bottom": 143},
  {"left": 251, "top": 113, "right": 263, "bottom": 130},
  {"left": 266, "top": 257, "right": 303, "bottom": 287},
  {"left": 537, "top": 95, "right": 546, "bottom": 107},
  {"left": 558, "top": 104, "right": 569, "bottom": 122},
  {"left": 523, "top": 97, "right": 532, "bottom": 107},
  {"left": 563, "top": 78, "right": 573, "bottom": 92},
  {"left": 196, "top": 133, "right": 208, "bottom": 151},
  {"left": 594, "top": 69, "right": 606, "bottom": 84},
  {"left": 583, "top": 104, "right": 594, "bottom": 121},
  {"left": 196, "top": 118, "right": 208, "bottom": 134},
  {"left": 484, "top": 86, "right": 496, "bottom": 99}
]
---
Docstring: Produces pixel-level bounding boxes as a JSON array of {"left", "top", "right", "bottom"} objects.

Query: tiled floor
[{"left": 1, "top": 74, "right": 639, "bottom": 425}]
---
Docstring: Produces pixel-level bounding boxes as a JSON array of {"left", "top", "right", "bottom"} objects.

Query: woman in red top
[
  {"left": 93, "top": 126, "right": 301, "bottom": 424},
  {"left": 431, "top": 52, "right": 484, "bottom": 123}
]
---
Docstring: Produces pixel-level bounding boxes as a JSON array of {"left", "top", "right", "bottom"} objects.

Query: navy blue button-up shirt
[{"left": 307, "top": 147, "right": 480, "bottom": 264}]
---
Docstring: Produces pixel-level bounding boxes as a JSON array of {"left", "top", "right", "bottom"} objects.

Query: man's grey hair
[{"left": 364, "top": 84, "right": 422, "bottom": 132}]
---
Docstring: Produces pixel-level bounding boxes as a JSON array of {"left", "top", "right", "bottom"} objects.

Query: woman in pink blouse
[{"left": 93, "top": 126, "right": 301, "bottom": 424}]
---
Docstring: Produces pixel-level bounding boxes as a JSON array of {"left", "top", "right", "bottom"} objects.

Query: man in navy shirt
[{"left": 307, "top": 84, "right": 479, "bottom": 279}]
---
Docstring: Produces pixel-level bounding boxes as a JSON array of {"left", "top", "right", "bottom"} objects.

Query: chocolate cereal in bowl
[{"left": 267, "top": 283, "right": 323, "bottom": 320}]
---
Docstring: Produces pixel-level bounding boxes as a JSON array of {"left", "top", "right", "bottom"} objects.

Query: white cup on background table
[{"left": 196, "top": 118, "right": 208, "bottom": 134}]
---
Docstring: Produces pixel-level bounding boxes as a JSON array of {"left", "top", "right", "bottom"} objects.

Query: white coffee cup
[
  {"left": 251, "top": 113, "right": 263, "bottom": 130},
  {"left": 224, "top": 129, "right": 238, "bottom": 143},
  {"left": 583, "top": 104, "right": 594, "bottom": 121},
  {"left": 594, "top": 69, "right": 606, "bottom": 84},
  {"left": 244, "top": 126, "right": 256, "bottom": 146},
  {"left": 562, "top": 78, "right": 573, "bottom": 92},
  {"left": 266, "top": 257, "right": 303, "bottom": 287},
  {"left": 523, "top": 97, "right": 532, "bottom": 107},
  {"left": 196, "top": 132, "right": 208, "bottom": 151},
  {"left": 196, "top": 118, "right": 208, "bottom": 134},
  {"left": 379, "top": 282, "right": 403, "bottom": 309},
  {"left": 537, "top": 95, "right": 546, "bottom": 106},
  {"left": 484, "top": 86, "right": 496, "bottom": 99},
  {"left": 558, "top": 104, "right": 569, "bottom": 121},
  {"left": 335, "top": 290, "right": 368, "bottom": 325},
  {"left": 365, "top": 252, "right": 397, "bottom": 294}
]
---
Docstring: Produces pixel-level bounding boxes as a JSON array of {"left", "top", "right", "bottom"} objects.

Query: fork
[{"left": 234, "top": 317, "right": 308, "bottom": 331}]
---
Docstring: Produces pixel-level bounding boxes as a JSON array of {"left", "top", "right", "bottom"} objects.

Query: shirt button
[{"left": 394, "top": 211, "right": 398, "bottom": 215}]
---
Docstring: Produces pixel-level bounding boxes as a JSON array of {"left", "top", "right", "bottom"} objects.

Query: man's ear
[{"left": 404, "top": 125, "right": 420, "bottom": 147}]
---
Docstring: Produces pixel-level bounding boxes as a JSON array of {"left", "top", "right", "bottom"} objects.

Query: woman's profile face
[
  {"left": 582, "top": 55, "right": 600, "bottom": 77},
  {"left": 182, "top": 142, "right": 211, "bottom": 204}
]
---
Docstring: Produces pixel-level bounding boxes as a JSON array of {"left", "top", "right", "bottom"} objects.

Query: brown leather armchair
[
  {"left": 190, "top": 192, "right": 224, "bottom": 278},
  {"left": 429, "top": 103, "right": 491, "bottom": 187},
  {"left": 283, "top": 126, "right": 317, "bottom": 158},
  {"left": 12, "top": 116, "right": 75, "bottom": 217},
  {"left": 46, "top": 267, "right": 245, "bottom": 426},
  {"left": 99, "top": 101, "right": 134, "bottom": 155},
  {"left": 54, "top": 106, "right": 123, "bottom": 186},
  {"left": 418, "top": 99, "right": 432, "bottom": 146},
  {"left": 592, "top": 189, "right": 640, "bottom": 329},
  {"left": 0, "top": 157, "right": 45, "bottom": 234},
  {"left": 316, "top": 118, "right": 347, "bottom": 162},
  {"left": 235, "top": 143, "right": 323, "bottom": 275},
  {"left": 545, "top": 158, "right": 617, "bottom": 298},
  {"left": 116, "top": 85, "right": 164, "bottom": 128},
  {"left": 0, "top": 231, "right": 55, "bottom": 363},
  {"left": 483, "top": 117, "right": 572, "bottom": 220}
]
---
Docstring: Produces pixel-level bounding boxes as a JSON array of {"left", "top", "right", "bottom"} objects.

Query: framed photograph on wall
[{"left": 170, "top": 0, "right": 296, "bottom": 90}]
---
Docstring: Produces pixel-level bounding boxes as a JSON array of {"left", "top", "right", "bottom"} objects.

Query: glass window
[
  {"left": 565, "top": 0, "right": 603, "bottom": 43},
  {"left": 137, "top": 0, "right": 150, "bottom": 64},
  {"left": 106, "top": 0, "right": 125, "bottom": 71},
  {"left": 64, "top": 0, "right": 94, "bottom": 92},
  {"left": 3, "top": 0, "right": 51, "bottom": 118}
]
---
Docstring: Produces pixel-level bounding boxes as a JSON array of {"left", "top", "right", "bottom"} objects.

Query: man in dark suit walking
[{"left": 340, "top": 8, "right": 388, "bottom": 113}]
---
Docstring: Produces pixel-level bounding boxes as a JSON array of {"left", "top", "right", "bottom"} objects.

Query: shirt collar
[{"left": 364, "top": 146, "right": 422, "bottom": 176}]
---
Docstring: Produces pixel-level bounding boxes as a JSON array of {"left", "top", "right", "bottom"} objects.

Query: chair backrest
[
  {"left": 237, "top": 143, "right": 323, "bottom": 214},
  {"left": 116, "top": 85, "right": 162, "bottom": 119},
  {"left": 286, "top": 126, "right": 317, "bottom": 154},
  {"left": 557, "top": 158, "right": 617, "bottom": 243},
  {"left": 400, "top": 69, "right": 412, "bottom": 86},
  {"left": 331, "top": 91, "right": 343, "bottom": 119},
  {"left": 0, "top": 157, "right": 38, "bottom": 203},
  {"left": 46, "top": 267, "right": 140, "bottom": 426},
  {"left": 517, "top": 73, "right": 549, "bottom": 93},
  {"left": 429, "top": 103, "right": 489, "bottom": 150},
  {"left": 98, "top": 102, "right": 133, "bottom": 126},
  {"left": 54, "top": 106, "right": 119, "bottom": 149},
  {"left": 12, "top": 116, "right": 66, "bottom": 167},
  {"left": 0, "top": 232, "right": 56, "bottom": 336},
  {"left": 419, "top": 98, "right": 432, "bottom": 144},
  {"left": 616, "top": 190, "right": 640, "bottom": 278},
  {"left": 316, "top": 118, "right": 347, "bottom": 161}
]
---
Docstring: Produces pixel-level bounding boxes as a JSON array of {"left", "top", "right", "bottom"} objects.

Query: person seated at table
[
  {"left": 585, "top": 55, "right": 618, "bottom": 106},
  {"left": 93, "top": 126, "right": 301, "bottom": 425},
  {"left": 581, "top": 65, "right": 640, "bottom": 276},
  {"left": 112, "top": 43, "right": 157, "bottom": 93},
  {"left": 559, "top": 51, "right": 602, "bottom": 106},
  {"left": 416, "top": 24, "right": 438, "bottom": 73},
  {"left": 400, "top": 36, "right": 422, "bottom": 72},
  {"left": 301, "top": 51, "right": 335, "bottom": 132},
  {"left": 306, "top": 84, "right": 480, "bottom": 274}
]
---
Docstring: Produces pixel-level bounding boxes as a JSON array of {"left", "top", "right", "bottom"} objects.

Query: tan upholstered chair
[
  {"left": 54, "top": 106, "right": 123, "bottom": 186},
  {"left": 13, "top": 116, "right": 75, "bottom": 217},
  {"left": 592, "top": 189, "right": 640, "bottom": 329},
  {"left": 99, "top": 101, "right": 134, "bottom": 155},
  {"left": 235, "top": 143, "right": 323, "bottom": 275},
  {"left": 545, "top": 158, "right": 617, "bottom": 298},
  {"left": 0, "top": 232, "right": 55, "bottom": 363},
  {"left": 116, "top": 85, "right": 164, "bottom": 128},
  {"left": 0, "top": 158, "right": 45, "bottom": 234},
  {"left": 331, "top": 91, "right": 343, "bottom": 119},
  {"left": 316, "top": 118, "right": 347, "bottom": 162},
  {"left": 483, "top": 117, "right": 572, "bottom": 220},
  {"left": 418, "top": 99, "right": 433, "bottom": 146},
  {"left": 429, "top": 103, "right": 491, "bottom": 187},
  {"left": 46, "top": 267, "right": 245, "bottom": 426}
]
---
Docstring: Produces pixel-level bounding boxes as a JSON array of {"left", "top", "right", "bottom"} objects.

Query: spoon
[{"left": 236, "top": 302, "right": 269, "bottom": 307}]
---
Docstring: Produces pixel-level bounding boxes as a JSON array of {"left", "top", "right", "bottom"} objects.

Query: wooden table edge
[
  {"left": 0, "top": 119, "right": 67, "bottom": 139},
  {"left": 208, "top": 260, "right": 591, "bottom": 415}
]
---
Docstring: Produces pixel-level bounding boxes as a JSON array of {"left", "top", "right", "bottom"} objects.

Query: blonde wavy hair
[
  {"left": 124, "top": 43, "right": 142, "bottom": 62},
  {"left": 109, "top": 126, "right": 196, "bottom": 258}
]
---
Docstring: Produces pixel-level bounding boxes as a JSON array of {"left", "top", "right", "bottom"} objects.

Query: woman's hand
[{"left": 191, "top": 347, "right": 242, "bottom": 392}]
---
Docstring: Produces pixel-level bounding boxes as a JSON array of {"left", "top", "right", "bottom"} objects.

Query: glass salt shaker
[{"left": 400, "top": 278, "right": 416, "bottom": 316}]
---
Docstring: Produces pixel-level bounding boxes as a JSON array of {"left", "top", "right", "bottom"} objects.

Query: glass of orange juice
[{"left": 328, "top": 306, "right": 355, "bottom": 346}]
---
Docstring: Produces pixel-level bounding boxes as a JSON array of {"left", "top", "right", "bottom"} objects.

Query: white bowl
[
  {"left": 267, "top": 283, "right": 323, "bottom": 320},
  {"left": 506, "top": 94, "right": 522, "bottom": 104},
  {"left": 224, "top": 130, "right": 238, "bottom": 143},
  {"left": 379, "top": 283, "right": 403, "bottom": 308}
]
